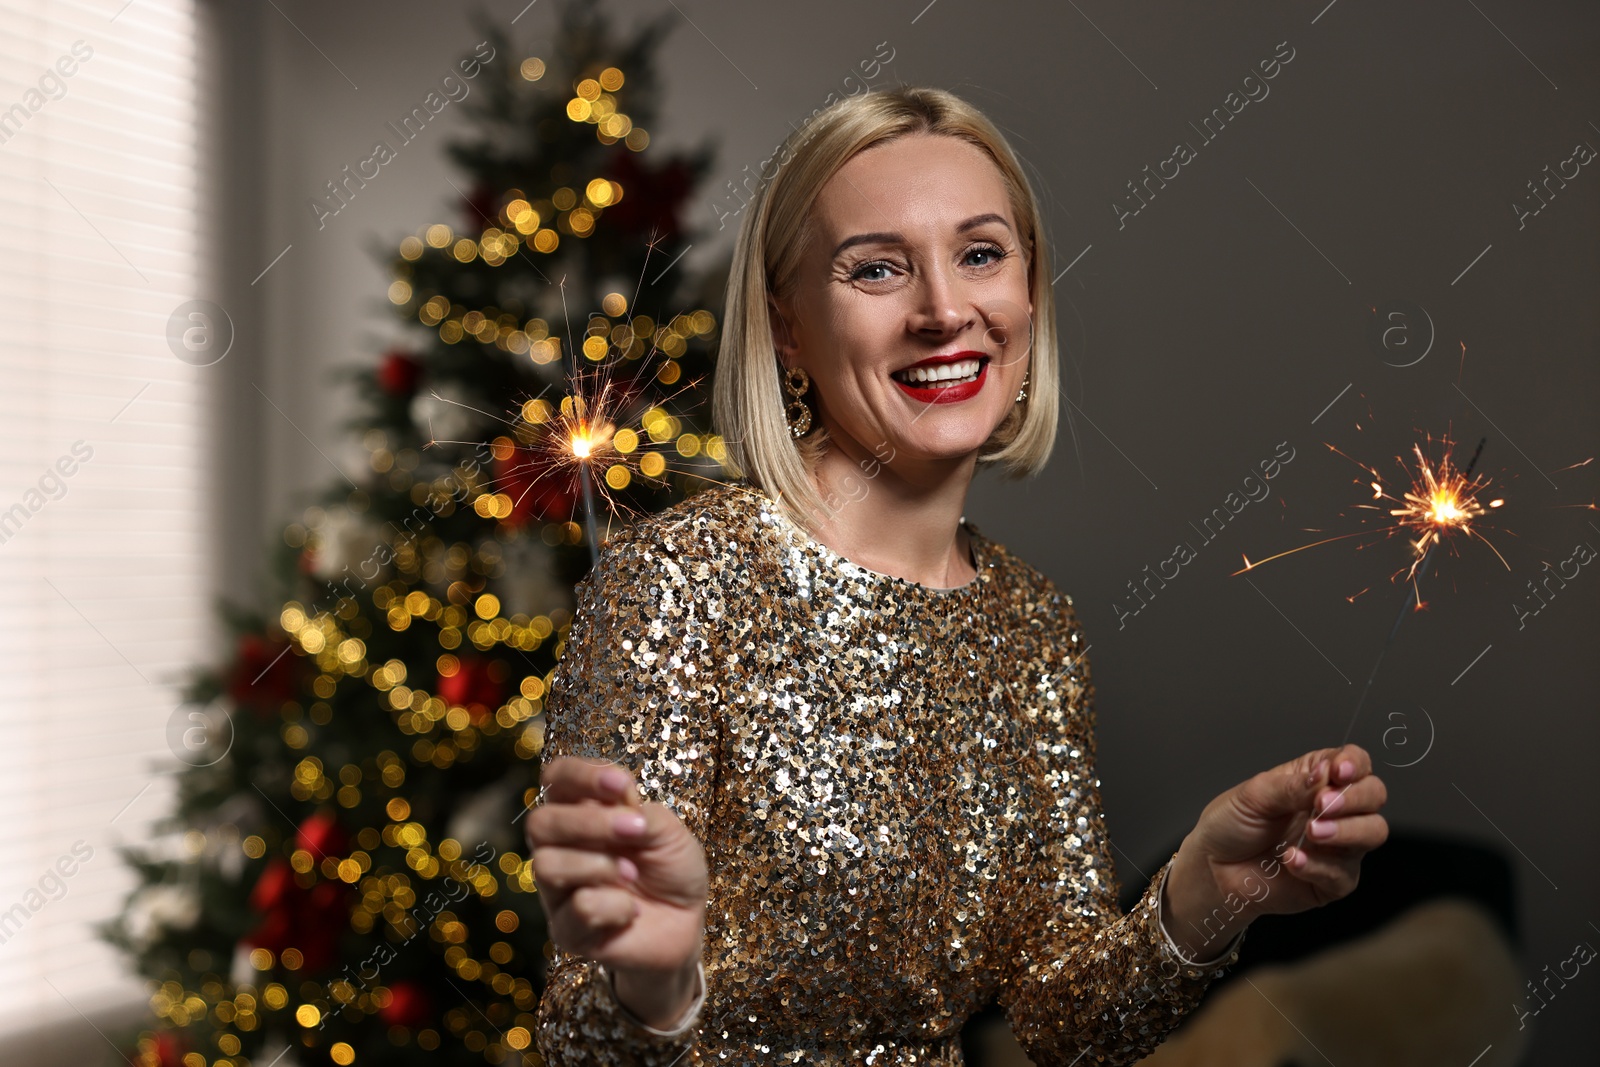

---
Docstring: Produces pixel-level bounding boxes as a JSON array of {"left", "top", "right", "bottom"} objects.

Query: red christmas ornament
[
  {"left": 242, "top": 858, "right": 295, "bottom": 957},
  {"left": 297, "top": 880, "right": 350, "bottom": 973},
  {"left": 381, "top": 980, "right": 434, "bottom": 1029},
  {"left": 247, "top": 858, "right": 295, "bottom": 913},
  {"left": 241, "top": 855, "right": 352, "bottom": 974},
  {"left": 437, "top": 657, "right": 507, "bottom": 724},
  {"left": 462, "top": 178, "right": 500, "bottom": 232},
  {"left": 493, "top": 442, "right": 579, "bottom": 527},
  {"left": 602, "top": 148, "right": 695, "bottom": 243},
  {"left": 377, "top": 349, "right": 422, "bottom": 397},
  {"left": 242, "top": 907, "right": 292, "bottom": 957},
  {"left": 295, "top": 809, "right": 349, "bottom": 860},
  {"left": 150, "top": 1029, "right": 188, "bottom": 1067},
  {"left": 227, "top": 634, "right": 299, "bottom": 714}
]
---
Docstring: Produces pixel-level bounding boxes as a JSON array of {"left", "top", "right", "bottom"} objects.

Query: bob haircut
[{"left": 711, "top": 85, "right": 1059, "bottom": 534}]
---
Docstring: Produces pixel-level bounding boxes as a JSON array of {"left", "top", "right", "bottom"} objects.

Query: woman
[{"left": 526, "top": 86, "right": 1388, "bottom": 1065}]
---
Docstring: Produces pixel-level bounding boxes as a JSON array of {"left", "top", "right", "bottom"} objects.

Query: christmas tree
[{"left": 102, "top": 3, "right": 728, "bottom": 1064}]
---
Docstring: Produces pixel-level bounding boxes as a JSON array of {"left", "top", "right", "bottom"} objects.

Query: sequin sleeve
[
  {"left": 1000, "top": 597, "right": 1245, "bottom": 1065},
  {"left": 534, "top": 521, "right": 720, "bottom": 1066}
]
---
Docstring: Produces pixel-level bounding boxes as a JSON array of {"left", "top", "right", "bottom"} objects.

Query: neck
[{"left": 801, "top": 442, "right": 978, "bottom": 589}]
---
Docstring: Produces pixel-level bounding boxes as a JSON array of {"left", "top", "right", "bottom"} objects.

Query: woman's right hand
[{"left": 526, "top": 756, "right": 708, "bottom": 1020}]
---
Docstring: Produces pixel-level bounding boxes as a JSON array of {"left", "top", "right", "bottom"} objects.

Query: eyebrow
[{"left": 830, "top": 212, "right": 1013, "bottom": 260}]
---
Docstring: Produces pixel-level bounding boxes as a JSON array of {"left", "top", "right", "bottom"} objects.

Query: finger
[
  {"left": 1327, "top": 744, "right": 1373, "bottom": 785},
  {"left": 531, "top": 845, "right": 640, "bottom": 898},
  {"left": 1250, "top": 753, "right": 1335, "bottom": 819},
  {"left": 1303, "top": 812, "right": 1389, "bottom": 851},
  {"left": 526, "top": 801, "right": 652, "bottom": 851},
  {"left": 1281, "top": 845, "right": 1361, "bottom": 902},
  {"left": 1287, "top": 742, "right": 1371, "bottom": 787},
  {"left": 1314, "top": 775, "right": 1387, "bottom": 818},
  {"left": 1268, "top": 743, "right": 1380, "bottom": 818},
  {"left": 562, "top": 884, "right": 639, "bottom": 934},
  {"left": 539, "top": 756, "right": 643, "bottom": 807},
  {"left": 537, "top": 755, "right": 636, "bottom": 806}
]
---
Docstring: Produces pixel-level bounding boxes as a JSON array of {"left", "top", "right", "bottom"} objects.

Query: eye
[
  {"left": 966, "top": 243, "right": 1006, "bottom": 268},
  {"left": 848, "top": 259, "right": 895, "bottom": 283}
]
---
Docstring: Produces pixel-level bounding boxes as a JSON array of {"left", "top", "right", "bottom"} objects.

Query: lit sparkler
[
  {"left": 1241, "top": 433, "right": 1501, "bottom": 861},
  {"left": 421, "top": 239, "right": 736, "bottom": 565},
  {"left": 427, "top": 360, "right": 722, "bottom": 564},
  {"left": 1234, "top": 433, "right": 1504, "bottom": 747},
  {"left": 1233, "top": 433, "right": 1508, "bottom": 608},
  {"left": 1337, "top": 436, "right": 1491, "bottom": 745},
  {"left": 1370, "top": 436, "right": 1507, "bottom": 585},
  {"left": 525, "top": 374, "right": 723, "bottom": 556}
]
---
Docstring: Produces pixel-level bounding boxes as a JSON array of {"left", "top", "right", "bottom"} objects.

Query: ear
[{"left": 767, "top": 291, "right": 796, "bottom": 362}]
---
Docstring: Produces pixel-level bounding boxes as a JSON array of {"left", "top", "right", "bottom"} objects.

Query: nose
[{"left": 908, "top": 261, "right": 980, "bottom": 338}]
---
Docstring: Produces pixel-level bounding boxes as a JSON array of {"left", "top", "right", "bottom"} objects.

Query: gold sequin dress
[{"left": 535, "top": 479, "right": 1244, "bottom": 1065}]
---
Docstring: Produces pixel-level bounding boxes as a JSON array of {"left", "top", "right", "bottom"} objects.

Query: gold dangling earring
[
  {"left": 1015, "top": 370, "right": 1030, "bottom": 404},
  {"left": 784, "top": 365, "right": 813, "bottom": 437}
]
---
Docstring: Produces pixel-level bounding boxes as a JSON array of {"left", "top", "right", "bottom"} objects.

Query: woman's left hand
[{"left": 1169, "top": 743, "right": 1389, "bottom": 937}]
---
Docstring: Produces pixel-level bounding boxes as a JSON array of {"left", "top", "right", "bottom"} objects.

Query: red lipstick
[{"left": 890, "top": 351, "right": 989, "bottom": 404}]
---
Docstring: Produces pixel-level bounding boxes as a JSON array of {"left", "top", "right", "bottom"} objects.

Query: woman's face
[{"left": 771, "top": 131, "right": 1033, "bottom": 470}]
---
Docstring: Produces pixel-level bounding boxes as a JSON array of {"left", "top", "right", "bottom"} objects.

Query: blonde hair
[{"left": 711, "top": 85, "right": 1059, "bottom": 533}]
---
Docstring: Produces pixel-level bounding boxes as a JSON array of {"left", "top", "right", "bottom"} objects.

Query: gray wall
[{"left": 218, "top": 0, "right": 1598, "bottom": 1060}]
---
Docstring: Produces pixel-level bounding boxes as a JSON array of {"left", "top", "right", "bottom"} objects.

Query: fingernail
[
  {"left": 1308, "top": 818, "right": 1337, "bottom": 839},
  {"left": 1319, "top": 790, "right": 1344, "bottom": 816},
  {"left": 617, "top": 856, "right": 639, "bottom": 882},
  {"left": 599, "top": 767, "right": 631, "bottom": 795},
  {"left": 1339, "top": 760, "right": 1355, "bottom": 780},
  {"left": 614, "top": 811, "right": 647, "bottom": 837}
]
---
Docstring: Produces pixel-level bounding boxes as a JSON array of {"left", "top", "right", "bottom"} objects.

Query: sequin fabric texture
[{"left": 535, "top": 479, "right": 1244, "bottom": 1065}]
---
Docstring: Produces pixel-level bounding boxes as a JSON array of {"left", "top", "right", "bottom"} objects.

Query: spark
[
  {"left": 426, "top": 349, "right": 723, "bottom": 541},
  {"left": 1378, "top": 437, "right": 1508, "bottom": 583},
  {"left": 1232, "top": 432, "right": 1510, "bottom": 606},
  {"left": 419, "top": 235, "right": 745, "bottom": 560}
]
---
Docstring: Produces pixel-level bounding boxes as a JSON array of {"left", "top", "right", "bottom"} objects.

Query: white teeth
[{"left": 894, "top": 358, "right": 982, "bottom": 385}]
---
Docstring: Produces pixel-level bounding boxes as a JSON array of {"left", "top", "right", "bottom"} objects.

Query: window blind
[{"left": 0, "top": 0, "right": 207, "bottom": 1034}]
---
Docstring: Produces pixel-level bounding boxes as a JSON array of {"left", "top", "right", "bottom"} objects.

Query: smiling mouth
[{"left": 890, "top": 356, "right": 988, "bottom": 388}]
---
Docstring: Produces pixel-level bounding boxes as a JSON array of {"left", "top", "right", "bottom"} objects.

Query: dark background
[{"left": 193, "top": 1, "right": 1598, "bottom": 1061}]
